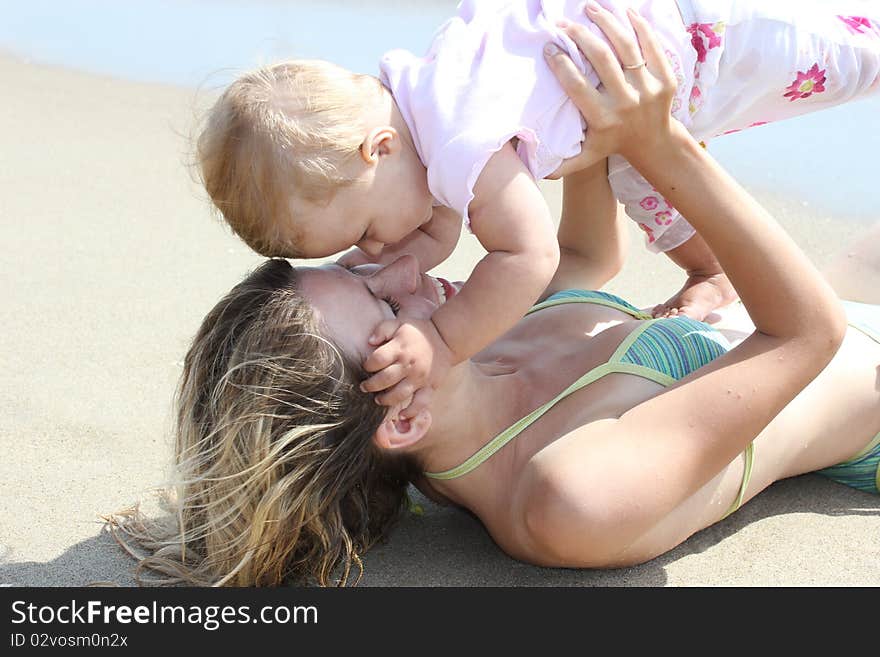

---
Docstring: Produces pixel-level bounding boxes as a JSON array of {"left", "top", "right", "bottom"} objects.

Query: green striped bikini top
[{"left": 424, "top": 289, "right": 754, "bottom": 518}]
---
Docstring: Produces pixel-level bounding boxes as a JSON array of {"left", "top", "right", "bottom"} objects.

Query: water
[
  {"left": 707, "top": 98, "right": 880, "bottom": 222},
  {"left": 3, "top": 0, "right": 878, "bottom": 220},
  {"left": 0, "top": 0, "right": 459, "bottom": 85}
]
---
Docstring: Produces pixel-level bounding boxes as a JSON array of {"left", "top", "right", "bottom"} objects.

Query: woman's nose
[{"left": 378, "top": 255, "right": 420, "bottom": 294}]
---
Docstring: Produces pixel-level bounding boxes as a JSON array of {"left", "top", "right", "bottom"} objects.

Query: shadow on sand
[{"left": 1, "top": 475, "right": 876, "bottom": 587}]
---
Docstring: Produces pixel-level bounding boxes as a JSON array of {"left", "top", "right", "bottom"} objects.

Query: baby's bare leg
[{"left": 821, "top": 221, "right": 880, "bottom": 304}]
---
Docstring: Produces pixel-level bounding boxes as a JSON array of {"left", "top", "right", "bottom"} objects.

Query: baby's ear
[
  {"left": 372, "top": 406, "right": 431, "bottom": 451},
  {"left": 360, "top": 126, "right": 399, "bottom": 163}
]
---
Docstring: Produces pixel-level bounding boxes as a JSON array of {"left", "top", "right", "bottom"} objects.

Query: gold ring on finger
[{"left": 623, "top": 60, "right": 647, "bottom": 70}]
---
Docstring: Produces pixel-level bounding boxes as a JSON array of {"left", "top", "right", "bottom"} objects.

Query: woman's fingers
[
  {"left": 544, "top": 41, "right": 603, "bottom": 119},
  {"left": 547, "top": 4, "right": 679, "bottom": 165},
  {"left": 544, "top": 38, "right": 616, "bottom": 167},
  {"left": 556, "top": 20, "right": 629, "bottom": 98},
  {"left": 545, "top": 148, "right": 607, "bottom": 179},
  {"left": 626, "top": 8, "right": 677, "bottom": 90},
  {"left": 584, "top": 2, "right": 645, "bottom": 75}
]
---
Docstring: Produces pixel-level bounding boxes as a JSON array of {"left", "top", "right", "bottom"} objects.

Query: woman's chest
[
  {"left": 475, "top": 303, "right": 639, "bottom": 376},
  {"left": 477, "top": 307, "right": 672, "bottom": 472}
]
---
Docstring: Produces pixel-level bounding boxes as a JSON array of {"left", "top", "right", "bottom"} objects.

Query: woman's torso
[
  {"left": 425, "top": 292, "right": 880, "bottom": 558},
  {"left": 424, "top": 291, "right": 730, "bottom": 516}
]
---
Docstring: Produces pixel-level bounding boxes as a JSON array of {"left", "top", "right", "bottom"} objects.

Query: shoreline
[{"left": 1, "top": 53, "right": 877, "bottom": 586}]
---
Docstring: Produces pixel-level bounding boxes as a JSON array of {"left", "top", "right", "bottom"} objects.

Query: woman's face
[{"left": 299, "top": 255, "right": 458, "bottom": 362}]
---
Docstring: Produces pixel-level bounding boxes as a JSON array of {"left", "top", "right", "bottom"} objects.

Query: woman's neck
[{"left": 413, "top": 357, "right": 521, "bottom": 476}]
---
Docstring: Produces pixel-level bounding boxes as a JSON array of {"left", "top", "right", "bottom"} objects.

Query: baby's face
[
  {"left": 289, "top": 144, "right": 434, "bottom": 259},
  {"left": 299, "top": 257, "right": 456, "bottom": 362}
]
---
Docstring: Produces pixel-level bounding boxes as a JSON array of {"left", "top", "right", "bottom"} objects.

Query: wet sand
[{"left": 0, "top": 53, "right": 877, "bottom": 587}]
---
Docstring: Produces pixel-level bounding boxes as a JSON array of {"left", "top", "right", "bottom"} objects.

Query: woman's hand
[{"left": 544, "top": 3, "right": 678, "bottom": 171}]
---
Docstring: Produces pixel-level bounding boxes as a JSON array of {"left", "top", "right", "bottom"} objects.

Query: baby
[{"left": 198, "top": 0, "right": 880, "bottom": 415}]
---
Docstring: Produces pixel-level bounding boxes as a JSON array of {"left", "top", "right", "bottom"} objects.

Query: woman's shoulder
[{"left": 489, "top": 419, "right": 639, "bottom": 569}]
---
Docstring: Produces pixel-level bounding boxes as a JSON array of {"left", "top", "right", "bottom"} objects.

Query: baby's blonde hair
[{"left": 197, "top": 60, "right": 384, "bottom": 257}]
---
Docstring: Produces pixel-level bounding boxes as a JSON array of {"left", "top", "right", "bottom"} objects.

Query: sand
[{"left": 0, "top": 52, "right": 877, "bottom": 587}]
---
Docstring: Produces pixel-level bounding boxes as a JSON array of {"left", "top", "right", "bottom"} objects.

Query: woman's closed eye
[{"left": 383, "top": 296, "right": 401, "bottom": 315}]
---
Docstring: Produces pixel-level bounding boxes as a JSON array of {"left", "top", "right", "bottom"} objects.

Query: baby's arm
[
  {"left": 337, "top": 207, "right": 461, "bottom": 271},
  {"left": 361, "top": 142, "right": 559, "bottom": 412},
  {"left": 436, "top": 142, "right": 560, "bottom": 356}
]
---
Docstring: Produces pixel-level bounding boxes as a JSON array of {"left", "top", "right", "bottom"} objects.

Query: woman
[{"left": 111, "top": 10, "right": 880, "bottom": 586}]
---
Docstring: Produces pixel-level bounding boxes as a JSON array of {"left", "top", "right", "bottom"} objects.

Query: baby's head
[{"left": 197, "top": 60, "right": 433, "bottom": 259}]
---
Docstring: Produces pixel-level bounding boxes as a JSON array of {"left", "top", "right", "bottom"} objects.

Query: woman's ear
[
  {"left": 359, "top": 126, "right": 399, "bottom": 164},
  {"left": 373, "top": 407, "right": 431, "bottom": 451}
]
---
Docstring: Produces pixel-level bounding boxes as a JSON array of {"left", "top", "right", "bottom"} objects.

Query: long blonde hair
[
  {"left": 197, "top": 60, "right": 384, "bottom": 257},
  {"left": 109, "top": 259, "right": 418, "bottom": 586}
]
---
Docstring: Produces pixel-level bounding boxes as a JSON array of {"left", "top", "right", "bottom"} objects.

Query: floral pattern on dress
[
  {"left": 654, "top": 210, "right": 673, "bottom": 226},
  {"left": 639, "top": 223, "right": 656, "bottom": 244},
  {"left": 689, "top": 85, "right": 703, "bottom": 115},
  {"left": 651, "top": 186, "right": 674, "bottom": 211},
  {"left": 664, "top": 49, "right": 686, "bottom": 114},
  {"left": 721, "top": 121, "right": 770, "bottom": 136},
  {"left": 687, "top": 22, "right": 725, "bottom": 64},
  {"left": 783, "top": 64, "right": 827, "bottom": 101},
  {"left": 640, "top": 196, "right": 659, "bottom": 212},
  {"left": 837, "top": 16, "right": 873, "bottom": 35}
]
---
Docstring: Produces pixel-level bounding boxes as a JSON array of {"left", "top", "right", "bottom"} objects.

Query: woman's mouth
[{"left": 428, "top": 276, "right": 456, "bottom": 304}]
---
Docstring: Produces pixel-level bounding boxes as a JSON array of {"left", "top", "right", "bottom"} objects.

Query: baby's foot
[{"left": 652, "top": 272, "right": 739, "bottom": 321}]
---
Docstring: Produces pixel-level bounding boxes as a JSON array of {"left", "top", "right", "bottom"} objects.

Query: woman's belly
[
  {"left": 754, "top": 325, "right": 880, "bottom": 482},
  {"left": 712, "top": 300, "right": 880, "bottom": 478},
  {"left": 618, "top": 321, "right": 880, "bottom": 561}
]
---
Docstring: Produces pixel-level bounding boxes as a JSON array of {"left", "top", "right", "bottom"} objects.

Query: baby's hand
[
  {"left": 336, "top": 247, "right": 375, "bottom": 268},
  {"left": 360, "top": 318, "right": 454, "bottom": 419}
]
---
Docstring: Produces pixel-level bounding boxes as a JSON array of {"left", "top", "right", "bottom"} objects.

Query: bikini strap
[
  {"left": 423, "top": 358, "right": 677, "bottom": 480},
  {"left": 720, "top": 442, "right": 755, "bottom": 520},
  {"left": 423, "top": 362, "right": 621, "bottom": 480},
  {"left": 424, "top": 299, "right": 669, "bottom": 480}
]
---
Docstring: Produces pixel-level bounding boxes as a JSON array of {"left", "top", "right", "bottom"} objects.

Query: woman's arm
[
  {"left": 514, "top": 6, "right": 847, "bottom": 567},
  {"left": 540, "top": 159, "right": 629, "bottom": 300}
]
